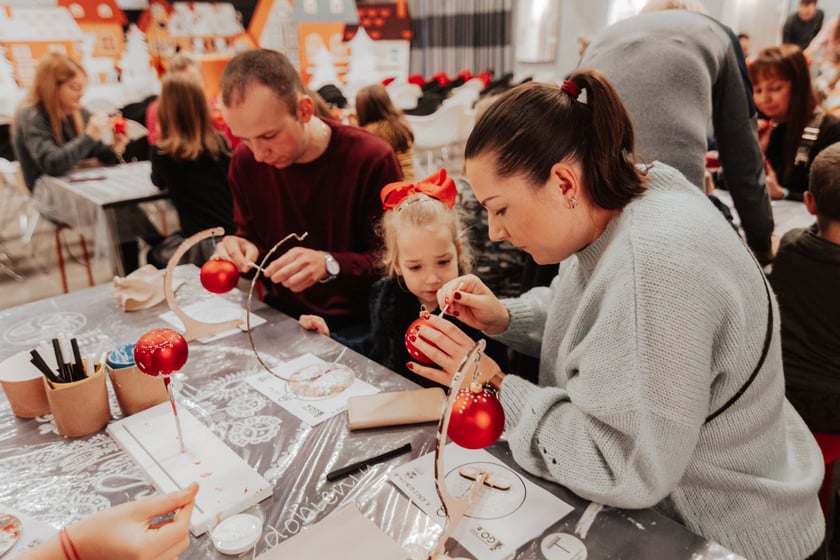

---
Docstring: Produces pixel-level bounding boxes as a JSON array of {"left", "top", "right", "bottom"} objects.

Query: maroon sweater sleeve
[{"left": 227, "top": 121, "right": 402, "bottom": 322}]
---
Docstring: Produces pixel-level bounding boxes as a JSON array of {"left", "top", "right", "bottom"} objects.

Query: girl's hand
[
  {"left": 407, "top": 314, "right": 502, "bottom": 387},
  {"left": 757, "top": 118, "right": 772, "bottom": 152},
  {"left": 299, "top": 314, "right": 330, "bottom": 336},
  {"left": 437, "top": 274, "right": 510, "bottom": 335},
  {"left": 215, "top": 235, "right": 260, "bottom": 273}
]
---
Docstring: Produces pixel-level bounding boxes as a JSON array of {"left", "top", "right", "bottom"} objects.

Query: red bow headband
[{"left": 380, "top": 169, "right": 457, "bottom": 210}]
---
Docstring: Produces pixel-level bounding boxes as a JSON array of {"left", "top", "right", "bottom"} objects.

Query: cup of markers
[{"left": 30, "top": 336, "right": 110, "bottom": 437}]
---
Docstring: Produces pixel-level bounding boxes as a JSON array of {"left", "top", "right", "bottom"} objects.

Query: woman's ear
[
  {"left": 392, "top": 261, "right": 402, "bottom": 276},
  {"left": 549, "top": 161, "right": 582, "bottom": 204}
]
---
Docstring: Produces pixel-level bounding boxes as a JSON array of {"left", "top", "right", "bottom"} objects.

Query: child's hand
[{"left": 299, "top": 314, "right": 330, "bottom": 336}]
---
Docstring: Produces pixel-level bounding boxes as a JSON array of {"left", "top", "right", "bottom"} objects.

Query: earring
[{"left": 567, "top": 197, "right": 577, "bottom": 209}]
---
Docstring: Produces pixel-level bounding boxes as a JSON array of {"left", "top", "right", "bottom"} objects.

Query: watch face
[{"left": 325, "top": 254, "right": 340, "bottom": 275}]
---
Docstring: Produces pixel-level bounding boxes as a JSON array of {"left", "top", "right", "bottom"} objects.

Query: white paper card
[
  {"left": 246, "top": 353, "right": 379, "bottom": 426},
  {"left": 389, "top": 445, "right": 574, "bottom": 560},
  {"left": 158, "top": 297, "right": 266, "bottom": 343}
]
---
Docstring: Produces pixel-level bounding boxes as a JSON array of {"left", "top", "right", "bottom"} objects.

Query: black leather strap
[{"left": 704, "top": 274, "right": 773, "bottom": 425}]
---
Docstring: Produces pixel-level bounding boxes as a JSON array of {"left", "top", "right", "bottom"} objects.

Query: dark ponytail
[{"left": 464, "top": 71, "right": 646, "bottom": 210}]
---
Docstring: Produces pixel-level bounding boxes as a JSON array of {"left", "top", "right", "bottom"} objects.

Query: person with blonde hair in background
[
  {"left": 355, "top": 83, "right": 416, "bottom": 181},
  {"left": 12, "top": 52, "right": 160, "bottom": 273}
]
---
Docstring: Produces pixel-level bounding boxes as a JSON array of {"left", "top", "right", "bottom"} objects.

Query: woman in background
[
  {"left": 355, "top": 84, "right": 416, "bottom": 181},
  {"left": 150, "top": 72, "right": 234, "bottom": 266},
  {"left": 750, "top": 44, "right": 840, "bottom": 200},
  {"left": 12, "top": 52, "right": 160, "bottom": 273}
]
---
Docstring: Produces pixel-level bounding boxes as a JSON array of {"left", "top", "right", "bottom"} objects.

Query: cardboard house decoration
[
  {"left": 137, "top": 0, "right": 176, "bottom": 76},
  {"left": 58, "top": 0, "right": 128, "bottom": 84},
  {"left": 291, "top": 0, "right": 358, "bottom": 88},
  {"left": 58, "top": 1, "right": 127, "bottom": 61},
  {"left": 248, "top": 0, "right": 298, "bottom": 69},
  {"left": 343, "top": 1, "right": 412, "bottom": 84},
  {"left": 138, "top": 0, "right": 254, "bottom": 99},
  {"left": 0, "top": 5, "right": 85, "bottom": 88}
]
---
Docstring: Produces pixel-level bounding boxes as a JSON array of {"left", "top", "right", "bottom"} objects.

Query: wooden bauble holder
[
  {"left": 163, "top": 227, "right": 243, "bottom": 342},
  {"left": 429, "top": 338, "right": 489, "bottom": 560}
]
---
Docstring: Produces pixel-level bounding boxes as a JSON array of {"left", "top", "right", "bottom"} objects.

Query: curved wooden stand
[
  {"left": 163, "top": 227, "right": 243, "bottom": 342},
  {"left": 429, "top": 339, "right": 488, "bottom": 560}
]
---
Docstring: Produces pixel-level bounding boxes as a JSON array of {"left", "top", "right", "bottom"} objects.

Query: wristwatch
[{"left": 320, "top": 252, "right": 340, "bottom": 283}]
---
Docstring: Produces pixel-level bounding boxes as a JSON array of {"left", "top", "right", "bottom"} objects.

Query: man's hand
[
  {"left": 215, "top": 236, "right": 260, "bottom": 273},
  {"left": 264, "top": 247, "right": 329, "bottom": 293}
]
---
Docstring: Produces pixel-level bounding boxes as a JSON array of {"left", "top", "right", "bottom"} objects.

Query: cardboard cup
[
  {"left": 45, "top": 365, "right": 110, "bottom": 437},
  {"left": 0, "top": 352, "right": 51, "bottom": 418},
  {"left": 108, "top": 364, "right": 167, "bottom": 416}
]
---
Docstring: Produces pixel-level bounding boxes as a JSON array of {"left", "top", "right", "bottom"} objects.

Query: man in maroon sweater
[{"left": 217, "top": 49, "right": 403, "bottom": 335}]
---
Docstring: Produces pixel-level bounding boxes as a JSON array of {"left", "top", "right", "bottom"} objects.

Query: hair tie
[
  {"left": 381, "top": 168, "right": 457, "bottom": 210},
  {"left": 561, "top": 80, "right": 580, "bottom": 99}
]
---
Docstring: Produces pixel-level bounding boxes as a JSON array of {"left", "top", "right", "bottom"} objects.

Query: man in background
[{"left": 783, "top": 0, "right": 825, "bottom": 50}]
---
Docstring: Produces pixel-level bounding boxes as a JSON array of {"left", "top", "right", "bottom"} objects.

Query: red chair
[{"left": 812, "top": 432, "right": 840, "bottom": 517}]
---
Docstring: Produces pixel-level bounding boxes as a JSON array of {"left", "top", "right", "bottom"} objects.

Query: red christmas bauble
[
  {"left": 133, "top": 328, "right": 189, "bottom": 377},
  {"left": 405, "top": 316, "right": 440, "bottom": 365},
  {"left": 447, "top": 383, "right": 505, "bottom": 449},
  {"left": 200, "top": 258, "right": 240, "bottom": 294}
]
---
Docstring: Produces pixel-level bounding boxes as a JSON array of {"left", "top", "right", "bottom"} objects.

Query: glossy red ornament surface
[
  {"left": 133, "top": 328, "right": 189, "bottom": 377},
  {"left": 447, "top": 384, "right": 505, "bottom": 449},
  {"left": 405, "top": 317, "right": 440, "bottom": 365},
  {"left": 200, "top": 258, "right": 240, "bottom": 294}
]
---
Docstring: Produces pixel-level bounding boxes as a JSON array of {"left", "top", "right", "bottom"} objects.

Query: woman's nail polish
[
  {"left": 406, "top": 362, "right": 414, "bottom": 369},
  {"left": 453, "top": 310, "right": 460, "bottom": 317},
  {"left": 409, "top": 335, "right": 417, "bottom": 342},
  {"left": 453, "top": 291, "right": 462, "bottom": 300},
  {"left": 422, "top": 312, "right": 431, "bottom": 320}
]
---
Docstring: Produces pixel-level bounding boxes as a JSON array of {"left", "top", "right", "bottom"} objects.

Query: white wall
[{"left": 512, "top": 0, "right": 840, "bottom": 82}]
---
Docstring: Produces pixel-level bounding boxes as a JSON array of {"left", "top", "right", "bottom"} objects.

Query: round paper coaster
[
  {"left": 0, "top": 513, "right": 21, "bottom": 556},
  {"left": 211, "top": 513, "right": 262, "bottom": 555}
]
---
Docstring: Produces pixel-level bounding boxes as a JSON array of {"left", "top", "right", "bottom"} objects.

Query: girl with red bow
[{"left": 299, "top": 169, "right": 508, "bottom": 386}]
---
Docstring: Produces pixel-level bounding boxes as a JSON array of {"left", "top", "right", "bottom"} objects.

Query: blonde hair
[
  {"left": 166, "top": 52, "right": 199, "bottom": 74},
  {"left": 156, "top": 72, "right": 229, "bottom": 162},
  {"left": 25, "top": 52, "right": 86, "bottom": 145},
  {"left": 379, "top": 194, "right": 472, "bottom": 278}
]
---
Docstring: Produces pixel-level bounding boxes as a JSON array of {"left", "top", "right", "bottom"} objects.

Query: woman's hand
[
  {"left": 299, "top": 314, "right": 330, "bottom": 336},
  {"left": 408, "top": 314, "right": 502, "bottom": 387},
  {"left": 84, "top": 113, "right": 109, "bottom": 142},
  {"left": 437, "top": 274, "right": 510, "bottom": 335}
]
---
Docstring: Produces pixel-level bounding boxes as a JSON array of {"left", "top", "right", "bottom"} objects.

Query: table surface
[
  {"left": 714, "top": 189, "right": 814, "bottom": 237},
  {"left": 32, "top": 161, "right": 168, "bottom": 269},
  {"left": 0, "top": 267, "right": 739, "bottom": 559}
]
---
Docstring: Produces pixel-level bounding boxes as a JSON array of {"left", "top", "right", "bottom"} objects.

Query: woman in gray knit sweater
[{"left": 409, "top": 74, "right": 826, "bottom": 559}]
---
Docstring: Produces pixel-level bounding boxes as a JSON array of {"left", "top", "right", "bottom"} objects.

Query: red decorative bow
[{"left": 380, "top": 169, "right": 457, "bottom": 210}]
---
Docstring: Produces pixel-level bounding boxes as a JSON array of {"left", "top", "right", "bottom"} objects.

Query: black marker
[{"left": 326, "top": 442, "right": 412, "bottom": 482}]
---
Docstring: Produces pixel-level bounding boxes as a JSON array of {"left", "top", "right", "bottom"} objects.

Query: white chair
[
  {"left": 406, "top": 103, "right": 469, "bottom": 176},
  {"left": 386, "top": 82, "right": 422, "bottom": 111}
]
